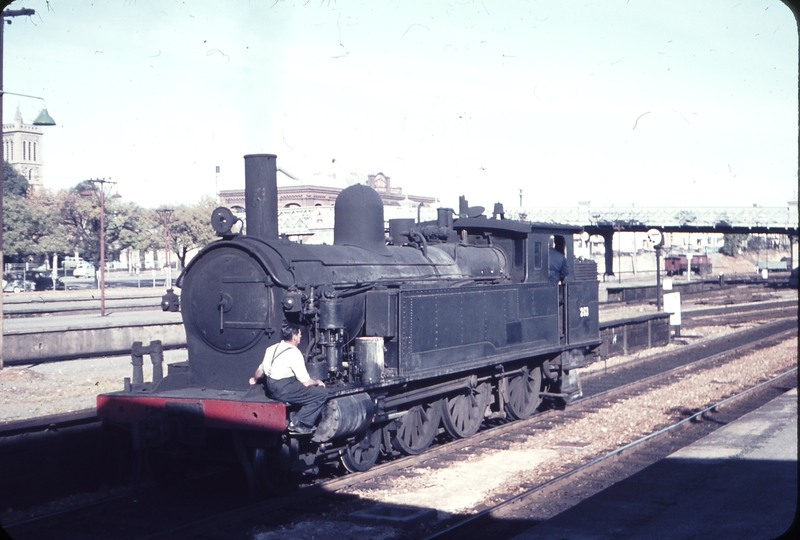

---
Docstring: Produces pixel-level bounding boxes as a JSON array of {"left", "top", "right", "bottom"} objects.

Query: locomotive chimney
[{"left": 243, "top": 154, "right": 279, "bottom": 241}]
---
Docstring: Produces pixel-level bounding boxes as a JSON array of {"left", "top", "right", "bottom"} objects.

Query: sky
[{"left": 2, "top": 0, "right": 797, "bottom": 210}]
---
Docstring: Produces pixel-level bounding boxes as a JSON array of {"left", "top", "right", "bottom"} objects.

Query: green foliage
[
  {"left": 2, "top": 195, "right": 34, "bottom": 260},
  {"left": 168, "top": 197, "right": 220, "bottom": 268},
  {"left": 30, "top": 192, "right": 72, "bottom": 255},
  {"left": 2, "top": 161, "right": 29, "bottom": 197},
  {"left": 2, "top": 171, "right": 220, "bottom": 270},
  {"left": 746, "top": 235, "right": 766, "bottom": 251},
  {"left": 719, "top": 234, "right": 748, "bottom": 256},
  {"left": 58, "top": 184, "right": 143, "bottom": 273},
  {"left": 2, "top": 161, "right": 37, "bottom": 261}
]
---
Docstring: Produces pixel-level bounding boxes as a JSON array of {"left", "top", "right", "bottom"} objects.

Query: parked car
[
  {"left": 789, "top": 267, "right": 798, "bottom": 289},
  {"left": 72, "top": 265, "right": 96, "bottom": 278},
  {"left": 3, "top": 273, "right": 35, "bottom": 293},
  {"left": 2, "top": 270, "right": 64, "bottom": 292},
  {"left": 62, "top": 256, "right": 88, "bottom": 270}
]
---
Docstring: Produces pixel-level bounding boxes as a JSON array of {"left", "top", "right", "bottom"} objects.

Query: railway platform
[
  {"left": 513, "top": 387, "right": 798, "bottom": 540},
  {"left": 2, "top": 310, "right": 184, "bottom": 365}
]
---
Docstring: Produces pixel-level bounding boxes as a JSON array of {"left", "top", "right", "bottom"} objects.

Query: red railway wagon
[{"left": 665, "top": 254, "right": 711, "bottom": 276}]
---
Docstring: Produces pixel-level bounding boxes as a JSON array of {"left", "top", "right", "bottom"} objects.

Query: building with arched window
[
  {"left": 218, "top": 169, "right": 436, "bottom": 214},
  {"left": 2, "top": 109, "right": 45, "bottom": 190},
  {"left": 217, "top": 168, "right": 438, "bottom": 243}
]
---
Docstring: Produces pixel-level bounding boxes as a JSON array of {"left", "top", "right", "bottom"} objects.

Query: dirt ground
[
  {"left": 0, "top": 350, "right": 188, "bottom": 423},
  {"left": 708, "top": 250, "right": 791, "bottom": 274}
]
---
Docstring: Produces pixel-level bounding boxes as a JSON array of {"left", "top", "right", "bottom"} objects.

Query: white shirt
[{"left": 260, "top": 341, "right": 310, "bottom": 383}]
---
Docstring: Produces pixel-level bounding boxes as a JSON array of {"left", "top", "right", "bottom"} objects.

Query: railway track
[
  {"left": 3, "top": 316, "right": 795, "bottom": 540},
  {"left": 2, "top": 290, "right": 165, "bottom": 318},
  {"left": 605, "top": 275, "right": 793, "bottom": 305},
  {"left": 424, "top": 366, "right": 798, "bottom": 540},
  {"left": 681, "top": 299, "right": 797, "bottom": 328}
]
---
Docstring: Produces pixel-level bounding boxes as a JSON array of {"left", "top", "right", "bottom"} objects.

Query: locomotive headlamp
[
  {"left": 282, "top": 292, "right": 302, "bottom": 312},
  {"left": 211, "top": 207, "right": 240, "bottom": 236},
  {"left": 161, "top": 288, "right": 180, "bottom": 312}
]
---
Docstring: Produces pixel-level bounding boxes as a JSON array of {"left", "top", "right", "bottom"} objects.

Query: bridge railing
[
  {"left": 508, "top": 206, "right": 798, "bottom": 230},
  {"left": 275, "top": 205, "right": 798, "bottom": 236}
]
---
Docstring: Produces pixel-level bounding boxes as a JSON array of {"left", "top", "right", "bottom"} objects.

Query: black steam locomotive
[{"left": 98, "top": 154, "right": 601, "bottom": 493}]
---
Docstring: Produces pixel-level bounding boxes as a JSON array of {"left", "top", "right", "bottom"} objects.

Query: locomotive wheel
[
  {"left": 341, "top": 428, "right": 382, "bottom": 473},
  {"left": 441, "top": 383, "right": 490, "bottom": 439},
  {"left": 391, "top": 401, "right": 442, "bottom": 455},
  {"left": 505, "top": 365, "right": 544, "bottom": 420}
]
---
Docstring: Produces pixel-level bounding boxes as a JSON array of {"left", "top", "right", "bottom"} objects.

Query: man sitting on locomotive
[
  {"left": 249, "top": 323, "right": 327, "bottom": 435},
  {"left": 549, "top": 235, "right": 569, "bottom": 283}
]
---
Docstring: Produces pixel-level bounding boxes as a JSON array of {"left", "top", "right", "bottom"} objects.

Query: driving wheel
[
  {"left": 505, "top": 365, "right": 544, "bottom": 420},
  {"left": 391, "top": 401, "right": 442, "bottom": 455},
  {"left": 341, "top": 428, "right": 382, "bottom": 472},
  {"left": 441, "top": 382, "right": 490, "bottom": 438}
]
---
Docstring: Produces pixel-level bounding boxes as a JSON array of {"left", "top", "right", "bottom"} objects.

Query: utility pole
[
  {"left": 156, "top": 208, "right": 174, "bottom": 288},
  {"left": 81, "top": 179, "right": 120, "bottom": 317},
  {"left": 615, "top": 221, "right": 623, "bottom": 284},
  {"left": 1, "top": 7, "right": 36, "bottom": 369}
]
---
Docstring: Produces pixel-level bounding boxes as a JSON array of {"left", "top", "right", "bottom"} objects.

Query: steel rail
[
  {"left": 0, "top": 408, "right": 97, "bottom": 438},
  {"left": 421, "top": 366, "right": 798, "bottom": 540},
  {"left": 683, "top": 306, "right": 797, "bottom": 327}
]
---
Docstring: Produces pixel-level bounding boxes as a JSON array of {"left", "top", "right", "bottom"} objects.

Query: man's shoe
[{"left": 288, "top": 422, "right": 314, "bottom": 435}]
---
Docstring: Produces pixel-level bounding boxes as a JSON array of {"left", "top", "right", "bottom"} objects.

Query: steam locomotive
[{"left": 97, "top": 154, "right": 601, "bottom": 493}]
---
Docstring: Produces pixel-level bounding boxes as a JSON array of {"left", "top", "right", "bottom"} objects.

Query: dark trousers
[{"left": 267, "top": 377, "right": 327, "bottom": 428}]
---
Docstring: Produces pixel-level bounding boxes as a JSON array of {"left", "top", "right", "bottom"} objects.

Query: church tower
[{"left": 3, "top": 108, "right": 44, "bottom": 190}]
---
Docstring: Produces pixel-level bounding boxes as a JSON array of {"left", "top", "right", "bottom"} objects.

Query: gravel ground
[{"left": 0, "top": 349, "right": 189, "bottom": 423}]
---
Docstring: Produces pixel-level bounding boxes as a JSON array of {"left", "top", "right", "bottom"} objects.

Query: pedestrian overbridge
[
  {"left": 509, "top": 203, "right": 798, "bottom": 275},
  {"left": 509, "top": 204, "right": 798, "bottom": 235}
]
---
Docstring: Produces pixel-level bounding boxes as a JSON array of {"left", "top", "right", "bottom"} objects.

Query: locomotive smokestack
[{"left": 244, "top": 154, "right": 279, "bottom": 240}]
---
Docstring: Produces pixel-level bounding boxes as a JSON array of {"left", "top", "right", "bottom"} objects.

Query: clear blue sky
[{"left": 3, "top": 0, "right": 797, "bottom": 210}]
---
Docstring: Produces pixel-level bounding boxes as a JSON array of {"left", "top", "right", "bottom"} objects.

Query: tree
[
  {"left": 20, "top": 190, "right": 71, "bottom": 265},
  {"left": 719, "top": 234, "right": 747, "bottom": 256},
  {"left": 58, "top": 181, "right": 141, "bottom": 281},
  {"left": 746, "top": 235, "right": 766, "bottom": 251},
  {"left": 57, "top": 183, "right": 98, "bottom": 263},
  {"left": 2, "top": 161, "right": 29, "bottom": 197},
  {"left": 2, "top": 194, "right": 34, "bottom": 261},
  {"left": 120, "top": 205, "right": 161, "bottom": 270},
  {"left": 170, "top": 196, "right": 220, "bottom": 269},
  {"left": 2, "top": 162, "right": 37, "bottom": 262}
]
